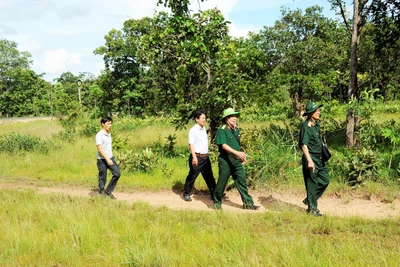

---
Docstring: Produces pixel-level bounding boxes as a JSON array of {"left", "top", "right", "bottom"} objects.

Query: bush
[
  {"left": 116, "top": 148, "right": 158, "bottom": 173},
  {"left": 80, "top": 119, "right": 98, "bottom": 137},
  {"left": 0, "top": 133, "right": 51, "bottom": 154},
  {"left": 241, "top": 121, "right": 300, "bottom": 185},
  {"left": 151, "top": 134, "right": 177, "bottom": 157}
]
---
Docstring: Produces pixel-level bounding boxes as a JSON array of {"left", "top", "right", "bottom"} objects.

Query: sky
[{"left": 0, "top": 0, "right": 346, "bottom": 82}]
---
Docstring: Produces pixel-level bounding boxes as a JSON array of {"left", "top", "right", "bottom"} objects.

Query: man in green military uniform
[
  {"left": 299, "top": 101, "right": 330, "bottom": 217},
  {"left": 213, "top": 108, "right": 260, "bottom": 210}
]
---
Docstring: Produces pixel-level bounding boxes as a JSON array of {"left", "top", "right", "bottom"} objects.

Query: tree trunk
[
  {"left": 346, "top": 0, "right": 364, "bottom": 148},
  {"left": 292, "top": 92, "right": 302, "bottom": 117},
  {"left": 354, "top": 114, "right": 360, "bottom": 147},
  {"left": 348, "top": 0, "right": 361, "bottom": 99},
  {"left": 346, "top": 109, "right": 355, "bottom": 148},
  {"left": 209, "top": 117, "right": 219, "bottom": 143}
]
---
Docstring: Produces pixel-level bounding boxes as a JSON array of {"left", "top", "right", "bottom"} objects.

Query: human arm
[
  {"left": 189, "top": 143, "right": 198, "bottom": 166},
  {"left": 221, "top": 144, "right": 246, "bottom": 163},
  {"left": 97, "top": 144, "right": 113, "bottom": 166},
  {"left": 301, "top": 144, "right": 315, "bottom": 173}
]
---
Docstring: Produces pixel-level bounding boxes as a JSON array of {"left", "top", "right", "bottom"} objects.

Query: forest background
[
  {"left": 1, "top": 0, "right": 400, "bottom": 191},
  {"left": 1, "top": 1, "right": 400, "bottom": 265}
]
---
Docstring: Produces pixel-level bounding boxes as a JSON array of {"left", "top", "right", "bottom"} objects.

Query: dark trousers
[
  {"left": 302, "top": 155, "right": 330, "bottom": 210},
  {"left": 183, "top": 154, "right": 216, "bottom": 195},
  {"left": 213, "top": 156, "right": 254, "bottom": 207},
  {"left": 97, "top": 157, "right": 120, "bottom": 193}
]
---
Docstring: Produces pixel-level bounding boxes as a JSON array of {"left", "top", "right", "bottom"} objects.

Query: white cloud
[
  {"left": 67, "top": 52, "right": 82, "bottom": 66},
  {"left": 39, "top": 49, "right": 82, "bottom": 74},
  {"left": 4, "top": 0, "right": 327, "bottom": 82},
  {"left": 0, "top": 24, "right": 17, "bottom": 35},
  {"left": 0, "top": 0, "right": 56, "bottom": 21},
  {"left": 234, "top": 0, "right": 293, "bottom": 11},
  {"left": 5, "top": 34, "right": 42, "bottom": 53},
  {"left": 229, "top": 23, "right": 260, "bottom": 38},
  {"left": 193, "top": 0, "right": 237, "bottom": 16},
  {"left": 58, "top": 4, "right": 91, "bottom": 20}
]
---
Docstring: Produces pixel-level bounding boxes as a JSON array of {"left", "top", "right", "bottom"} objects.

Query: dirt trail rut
[{"left": 1, "top": 182, "right": 399, "bottom": 219}]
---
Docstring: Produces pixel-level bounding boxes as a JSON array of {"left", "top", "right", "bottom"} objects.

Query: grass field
[
  {"left": 1, "top": 189, "right": 399, "bottom": 266},
  {"left": 0, "top": 117, "right": 400, "bottom": 266}
]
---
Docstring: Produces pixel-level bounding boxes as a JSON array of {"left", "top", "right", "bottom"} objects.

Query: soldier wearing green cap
[
  {"left": 299, "top": 101, "right": 330, "bottom": 217},
  {"left": 213, "top": 108, "right": 260, "bottom": 210}
]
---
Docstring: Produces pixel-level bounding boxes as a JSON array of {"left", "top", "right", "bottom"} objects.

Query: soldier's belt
[
  {"left": 195, "top": 153, "right": 208, "bottom": 158},
  {"left": 228, "top": 155, "right": 240, "bottom": 160},
  {"left": 310, "top": 152, "right": 322, "bottom": 159}
]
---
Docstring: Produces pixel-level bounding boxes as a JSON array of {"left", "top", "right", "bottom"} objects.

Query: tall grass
[
  {"left": 0, "top": 189, "right": 399, "bottom": 266},
  {"left": 0, "top": 119, "right": 212, "bottom": 191},
  {"left": 0, "top": 119, "right": 62, "bottom": 138}
]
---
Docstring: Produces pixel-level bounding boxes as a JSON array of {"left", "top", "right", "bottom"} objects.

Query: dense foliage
[
  {"left": 1, "top": 1, "right": 400, "bottom": 187},
  {"left": 1, "top": 2, "right": 399, "bottom": 122}
]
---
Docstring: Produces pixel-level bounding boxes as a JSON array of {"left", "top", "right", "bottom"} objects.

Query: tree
[
  {"left": 95, "top": 17, "right": 152, "bottom": 115},
  {"left": 0, "top": 39, "right": 50, "bottom": 117},
  {"left": 329, "top": 0, "right": 400, "bottom": 147},
  {"left": 140, "top": 2, "right": 231, "bottom": 137},
  {"left": 259, "top": 6, "right": 348, "bottom": 116}
]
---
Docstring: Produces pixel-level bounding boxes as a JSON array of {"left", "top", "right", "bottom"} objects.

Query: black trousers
[
  {"left": 97, "top": 157, "right": 120, "bottom": 193},
  {"left": 183, "top": 154, "right": 216, "bottom": 195}
]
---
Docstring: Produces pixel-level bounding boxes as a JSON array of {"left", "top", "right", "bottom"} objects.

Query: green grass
[
  {"left": 0, "top": 119, "right": 214, "bottom": 192},
  {"left": 0, "top": 189, "right": 399, "bottom": 266},
  {"left": 1, "top": 114, "right": 400, "bottom": 266},
  {"left": 0, "top": 119, "right": 62, "bottom": 138}
]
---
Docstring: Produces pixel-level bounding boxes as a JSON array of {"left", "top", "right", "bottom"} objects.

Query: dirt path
[{"left": 1, "top": 181, "right": 399, "bottom": 219}]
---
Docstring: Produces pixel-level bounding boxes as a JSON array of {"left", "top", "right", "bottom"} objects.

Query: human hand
[
  {"left": 192, "top": 156, "right": 198, "bottom": 166},
  {"left": 308, "top": 160, "right": 315, "bottom": 173},
  {"left": 237, "top": 151, "right": 247, "bottom": 163}
]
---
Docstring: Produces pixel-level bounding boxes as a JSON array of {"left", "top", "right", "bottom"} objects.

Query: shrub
[
  {"left": 0, "top": 133, "right": 51, "bottom": 154},
  {"left": 241, "top": 121, "right": 300, "bottom": 185},
  {"left": 80, "top": 119, "right": 98, "bottom": 137},
  {"left": 344, "top": 148, "right": 381, "bottom": 186},
  {"left": 151, "top": 134, "right": 177, "bottom": 157},
  {"left": 116, "top": 148, "right": 158, "bottom": 173}
]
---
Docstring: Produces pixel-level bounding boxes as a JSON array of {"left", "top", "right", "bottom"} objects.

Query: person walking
[
  {"left": 213, "top": 108, "right": 260, "bottom": 210},
  {"left": 299, "top": 101, "right": 330, "bottom": 216},
  {"left": 183, "top": 110, "right": 216, "bottom": 201},
  {"left": 95, "top": 116, "right": 121, "bottom": 199}
]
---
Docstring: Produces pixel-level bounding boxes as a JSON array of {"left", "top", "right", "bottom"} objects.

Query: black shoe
[
  {"left": 307, "top": 209, "right": 323, "bottom": 217},
  {"left": 243, "top": 205, "right": 260, "bottom": 210},
  {"left": 104, "top": 190, "right": 116, "bottom": 200},
  {"left": 302, "top": 198, "right": 308, "bottom": 205},
  {"left": 183, "top": 194, "right": 192, "bottom": 202},
  {"left": 212, "top": 204, "right": 222, "bottom": 210}
]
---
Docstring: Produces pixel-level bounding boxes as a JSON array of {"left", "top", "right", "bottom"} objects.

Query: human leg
[
  {"left": 105, "top": 157, "right": 120, "bottom": 193},
  {"left": 316, "top": 163, "right": 330, "bottom": 200},
  {"left": 200, "top": 157, "right": 216, "bottom": 193},
  {"left": 183, "top": 155, "right": 202, "bottom": 200},
  {"left": 231, "top": 159, "right": 254, "bottom": 207},
  {"left": 213, "top": 157, "right": 231, "bottom": 208},
  {"left": 97, "top": 159, "right": 108, "bottom": 193}
]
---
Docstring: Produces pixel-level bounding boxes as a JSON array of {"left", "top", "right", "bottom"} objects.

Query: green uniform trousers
[
  {"left": 302, "top": 155, "right": 330, "bottom": 211},
  {"left": 213, "top": 156, "right": 254, "bottom": 208}
]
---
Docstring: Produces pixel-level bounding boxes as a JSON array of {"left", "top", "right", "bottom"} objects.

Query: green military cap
[
  {"left": 221, "top": 108, "right": 240, "bottom": 121},
  {"left": 303, "top": 101, "right": 323, "bottom": 116}
]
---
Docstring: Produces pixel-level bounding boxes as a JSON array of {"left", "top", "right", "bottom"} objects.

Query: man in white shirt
[
  {"left": 96, "top": 116, "right": 120, "bottom": 199},
  {"left": 183, "top": 110, "right": 216, "bottom": 202}
]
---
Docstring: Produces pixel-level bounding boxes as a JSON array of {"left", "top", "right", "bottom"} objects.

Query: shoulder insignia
[{"left": 221, "top": 125, "right": 226, "bottom": 129}]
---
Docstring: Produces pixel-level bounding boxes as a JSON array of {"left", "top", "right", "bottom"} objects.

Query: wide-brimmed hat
[
  {"left": 221, "top": 108, "right": 240, "bottom": 121},
  {"left": 303, "top": 101, "right": 323, "bottom": 116}
]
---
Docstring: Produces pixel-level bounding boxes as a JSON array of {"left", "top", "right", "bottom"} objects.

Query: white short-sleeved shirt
[
  {"left": 188, "top": 124, "right": 208, "bottom": 154},
  {"left": 96, "top": 130, "right": 113, "bottom": 159}
]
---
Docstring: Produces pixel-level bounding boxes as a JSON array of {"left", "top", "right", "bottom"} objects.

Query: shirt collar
[{"left": 195, "top": 124, "right": 205, "bottom": 130}]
